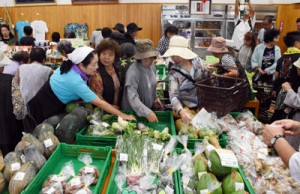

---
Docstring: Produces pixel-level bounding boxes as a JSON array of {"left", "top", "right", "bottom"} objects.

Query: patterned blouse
[
  {"left": 89, "top": 65, "right": 120, "bottom": 106},
  {"left": 168, "top": 57, "right": 210, "bottom": 113}
]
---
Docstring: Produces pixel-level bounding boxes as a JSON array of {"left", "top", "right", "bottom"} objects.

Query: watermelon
[
  {"left": 197, "top": 173, "right": 222, "bottom": 194},
  {"left": 208, "top": 150, "right": 235, "bottom": 177},
  {"left": 222, "top": 171, "right": 244, "bottom": 194}
]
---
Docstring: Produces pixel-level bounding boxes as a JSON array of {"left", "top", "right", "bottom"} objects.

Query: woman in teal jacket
[{"left": 251, "top": 29, "right": 281, "bottom": 83}]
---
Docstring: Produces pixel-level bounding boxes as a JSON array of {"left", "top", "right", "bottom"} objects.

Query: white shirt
[
  {"left": 31, "top": 20, "right": 48, "bottom": 41},
  {"left": 289, "top": 152, "right": 300, "bottom": 185},
  {"left": 232, "top": 14, "right": 256, "bottom": 50},
  {"left": 91, "top": 30, "right": 103, "bottom": 47},
  {"left": 257, "top": 26, "right": 273, "bottom": 43}
]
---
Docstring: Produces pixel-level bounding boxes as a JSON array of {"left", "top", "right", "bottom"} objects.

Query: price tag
[
  {"left": 45, "top": 187, "right": 56, "bottom": 194},
  {"left": 102, "top": 122, "right": 109, "bottom": 128},
  {"left": 215, "top": 149, "right": 238, "bottom": 168},
  {"left": 165, "top": 185, "right": 174, "bottom": 194},
  {"left": 70, "top": 177, "right": 81, "bottom": 187},
  {"left": 235, "top": 182, "right": 244, "bottom": 191},
  {"left": 44, "top": 139, "right": 53, "bottom": 148},
  {"left": 198, "top": 172, "right": 207, "bottom": 180},
  {"left": 76, "top": 190, "right": 88, "bottom": 194},
  {"left": 84, "top": 166, "right": 95, "bottom": 173},
  {"left": 266, "top": 191, "right": 276, "bottom": 194},
  {"left": 11, "top": 163, "right": 21, "bottom": 171},
  {"left": 20, "top": 154, "right": 26, "bottom": 163},
  {"left": 152, "top": 143, "right": 163, "bottom": 151},
  {"left": 200, "top": 189, "right": 209, "bottom": 194},
  {"left": 14, "top": 172, "right": 25, "bottom": 181},
  {"left": 119, "top": 153, "right": 128, "bottom": 162},
  {"left": 257, "top": 153, "right": 266, "bottom": 160}
]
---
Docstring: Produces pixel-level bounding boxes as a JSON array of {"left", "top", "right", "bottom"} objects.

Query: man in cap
[{"left": 124, "top": 22, "right": 142, "bottom": 46}]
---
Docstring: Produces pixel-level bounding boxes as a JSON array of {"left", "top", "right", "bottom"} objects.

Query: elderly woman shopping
[
  {"left": 122, "top": 39, "right": 163, "bottom": 123},
  {"left": 163, "top": 35, "right": 211, "bottom": 123}
]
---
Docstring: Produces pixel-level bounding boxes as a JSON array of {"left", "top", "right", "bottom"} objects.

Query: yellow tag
[
  {"left": 58, "top": 173, "right": 62, "bottom": 177},
  {"left": 184, "top": 146, "right": 187, "bottom": 150},
  {"left": 168, "top": 168, "right": 173, "bottom": 174},
  {"left": 84, "top": 186, "right": 89, "bottom": 189}
]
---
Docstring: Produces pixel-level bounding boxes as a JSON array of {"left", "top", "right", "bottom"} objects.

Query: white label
[
  {"left": 45, "top": 187, "right": 56, "bottom": 194},
  {"left": 102, "top": 122, "right": 109, "bottom": 128},
  {"left": 119, "top": 153, "right": 128, "bottom": 162},
  {"left": 11, "top": 163, "right": 21, "bottom": 171},
  {"left": 257, "top": 153, "right": 266, "bottom": 160},
  {"left": 44, "top": 139, "right": 54, "bottom": 148},
  {"left": 200, "top": 189, "right": 209, "bottom": 194},
  {"left": 76, "top": 190, "right": 88, "bottom": 194},
  {"left": 198, "top": 172, "right": 207, "bottom": 180},
  {"left": 235, "top": 182, "right": 244, "bottom": 191},
  {"left": 215, "top": 149, "right": 238, "bottom": 168},
  {"left": 20, "top": 154, "right": 26, "bottom": 163},
  {"left": 165, "top": 185, "right": 174, "bottom": 194},
  {"left": 258, "top": 148, "right": 268, "bottom": 156},
  {"left": 266, "top": 191, "right": 276, "bottom": 194},
  {"left": 14, "top": 172, "right": 25, "bottom": 181},
  {"left": 70, "top": 177, "right": 81, "bottom": 187},
  {"left": 84, "top": 166, "right": 95, "bottom": 173},
  {"left": 152, "top": 143, "right": 163, "bottom": 151}
]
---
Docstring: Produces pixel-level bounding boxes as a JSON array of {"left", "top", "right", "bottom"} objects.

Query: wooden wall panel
[
  {"left": 4, "top": 4, "right": 162, "bottom": 46},
  {"left": 2, "top": 3, "right": 300, "bottom": 51},
  {"left": 276, "top": 4, "right": 300, "bottom": 52}
]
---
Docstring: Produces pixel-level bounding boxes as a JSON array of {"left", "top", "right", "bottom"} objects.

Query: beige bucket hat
[
  {"left": 207, "top": 37, "right": 229, "bottom": 53},
  {"left": 163, "top": 35, "right": 197, "bottom": 60},
  {"left": 133, "top": 39, "right": 158, "bottom": 60}
]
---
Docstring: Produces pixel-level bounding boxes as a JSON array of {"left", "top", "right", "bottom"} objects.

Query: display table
[
  {"left": 101, "top": 149, "right": 116, "bottom": 194},
  {"left": 243, "top": 98, "right": 260, "bottom": 118}
]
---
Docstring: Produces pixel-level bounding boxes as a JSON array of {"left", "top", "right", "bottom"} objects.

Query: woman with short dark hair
[
  {"left": 156, "top": 25, "right": 178, "bottom": 55},
  {"left": 0, "top": 24, "right": 17, "bottom": 45},
  {"left": 251, "top": 28, "right": 281, "bottom": 83}
]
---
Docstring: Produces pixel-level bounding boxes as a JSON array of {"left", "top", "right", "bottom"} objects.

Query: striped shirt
[{"left": 168, "top": 57, "right": 210, "bottom": 113}]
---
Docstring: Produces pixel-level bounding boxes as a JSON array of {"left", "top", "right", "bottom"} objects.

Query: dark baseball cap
[
  {"left": 113, "top": 23, "right": 125, "bottom": 33},
  {"left": 126, "top": 22, "right": 142, "bottom": 34}
]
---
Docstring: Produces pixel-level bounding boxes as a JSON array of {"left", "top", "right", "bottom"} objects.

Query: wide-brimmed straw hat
[
  {"left": 207, "top": 37, "right": 229, "bottom": 53},
  {"left": 162, "top": 35, "right": 197, "bottom": 60},
  {"left": 133, "top": 39, "right": 158, "bottom": 60}
]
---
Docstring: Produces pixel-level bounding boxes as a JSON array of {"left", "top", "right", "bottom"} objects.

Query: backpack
[{"left": 236, "top": 19, "right": 253, "bottom": 31}]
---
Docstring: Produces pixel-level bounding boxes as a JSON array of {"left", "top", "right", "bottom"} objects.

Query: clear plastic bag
[
  {"left": 139, "top": 174, "right": 156, "bottom": 192},
  {"left": 73, "top": 174, "right": 94, "bottom": 194},
  {"left": 40, "top": 182, "right": 64, "bottom": 194},
  {"left": 78, "top": 154, "right": 100, "bottom": 185},
  {"left": 65, "top": 176, "right": 84, "bottom": 194},
  {"left": 42, "top": 161, "right": 75, "bottom": 190}
]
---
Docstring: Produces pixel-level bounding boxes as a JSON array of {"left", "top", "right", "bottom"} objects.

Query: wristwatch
[{"left": 271, "top": 134, "right": 284, "bottom": 147}]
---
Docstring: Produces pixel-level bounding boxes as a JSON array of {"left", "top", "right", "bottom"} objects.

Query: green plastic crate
[
  {"left": 76, "top": 111, "right": 176, "bottom": 148},
  {"left": 22, "top": 143, "right": 112, "bottom": 194},
  {"left": 176, "top": 132, "right": 228, "bottom": 149},
  {"left": 106, "top": 160, "right": 180, "bottom": 194},
  {"left": 156, "top": 64, "right": 167, "bottom": 81},
  {"left": 176, "top": 149, "right": 255, "bottom": 194}
]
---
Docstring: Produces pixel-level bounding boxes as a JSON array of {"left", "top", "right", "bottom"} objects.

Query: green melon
[
  {"left": 65, "top": 102, "right": 79, "bottom": 113},
  {"left": 208, "top": 150, "right": 235, "bottom": 177},
  {"left": 197, "top": 173, "right": 222, "bottom": 194},
  {"left": 222, "top": 171, "right": 244, "bottom": 194},
  {"left": 194, "top": 153, "right": 208, "bottom": 176},
  {"left": 230, "top": 190, "right": 248, "bottom": 194}
]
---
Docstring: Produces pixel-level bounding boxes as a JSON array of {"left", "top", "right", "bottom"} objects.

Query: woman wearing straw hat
[
  {"left": 207, "top": 37, "right": 241, "bottom": 78},
  {"left": 163, "top": 35, "right": 210, "bottom": 123},
  {"left": 122, "top": 39, "right": 163, "bottom": 123}
]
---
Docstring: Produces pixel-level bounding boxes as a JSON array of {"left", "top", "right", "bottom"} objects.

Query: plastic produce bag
[
  {"left": 139, "top": 174, "right": 156, "bottom": 192},
  {"left": 42, "top": 161, "right": 75, "bottom": 190},
  {"left": 65, "top": 176, "right": 84, "bottom": 194},
  {"left": 73, "top": 174, "right": 95, "bottom": 194},
  {"left": 78, "top": 154, "right": 100, "bottom": 185},
  {"left": 41, "top": 182, "right": 64, "bottom": 194}
]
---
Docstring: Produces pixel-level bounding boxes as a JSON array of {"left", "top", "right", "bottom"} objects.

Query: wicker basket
[{"left": 195, "top": 76, "right": 249, "bottom": 117}]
